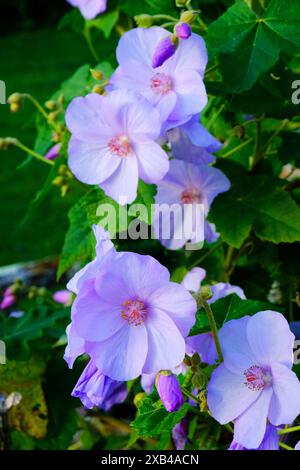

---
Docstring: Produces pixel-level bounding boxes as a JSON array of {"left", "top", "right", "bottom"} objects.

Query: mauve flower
[
  {"left": 168, "top": 115, "right": 222, "bottom": 165},
  {"left": 152, "top": 36, "right": 178, "bottom": 68},
  {"left": 0, "top": 287, "right": 15, "bottom": 310},
  {"left": 65, "top": 229, "right": 197, "bottom": 381},
  {"left": 156, "top": 373, "right": 184, "bottom": 412},
  {"left": 66, "top": 89, "right": 169, "bottom": 204},
  {"left": 207, "top": 311, "right": 300, "bottom": 449},
  {"left": 153, "top": 160, "right": 230, "bottom": 250},
  {"left": 172, "top": 417, "right": 189, "bottom": 450},
  {"left": 175, "top": 23, "right": 192, "bottom": 40},
  {"left": 71, "top": 361, "right": 127, "bottom": 410},
  {"left": 45, "top": 143, "right": 61, "bottom": 160},
  {"left": 110, "top": 27, "right": 207, "bottom": 128},
  {"left": 229, "top": 424, "right": 280, "bottom": 450},
  {"left": 53, "top": 290, "right": 72, "bottom": 306},
  {"left": 67, "top": 0, "right": 107, "bottom": 20},
  {"left": 141, "top": 362, "right": 187, "bottom": 394},
  {"left": 295, "top": 441, "right": 300, "bottom": 450}
]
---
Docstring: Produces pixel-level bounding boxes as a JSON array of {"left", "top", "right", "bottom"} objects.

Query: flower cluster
[{"left": 63, "top": 19, "right": 300, "bottom": 452}]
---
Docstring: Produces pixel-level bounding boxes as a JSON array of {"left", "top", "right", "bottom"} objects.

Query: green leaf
[
  {"left": 210, "top": 161, "right": 300, "bottom": 248},
  {"left": 132, "top": 390, "right": 190, "bottom": 443},
  {"left": 206, "top": 0, "right": 300, "bottom": 92},
  {"left": 134, "top": 180, "right": 157, "bottom": 225},
  {"left": 120, "top": 0, "right": 177, "bottom": 17},
  {"left": 189, "top": 294, "right": 279, "bottom": 335},
  {"left": 89, "top": 11, "right": 119, "bottom": 39}
]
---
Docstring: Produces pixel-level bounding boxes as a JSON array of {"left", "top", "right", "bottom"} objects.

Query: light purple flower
[
  {"left": 67, "top": 0, "right": 107, "bottom": 20},
  {"left": 168, "top": 115, "right": 222, "bottom": 165},
  {"left": 210, "top": 283, "right": 246, "bottom": 303},
  {"left": 72, "top": 361, "right": 127, "bottom": 410},
  {"left": 9, "top": 311, "right": 24, "bottom": 319},
  {"left": 229, "top": 424, "right": 280, "bottom": 450},
  {"left": 66, "top": 89, "right": 169, "bottom": 204},
  {"left": 153, "top": 160, "right": 230, "bottom": 250},
  {"left": 156, "top": 373, "right": 184, "bottom": 412},
  {"left": 110, "top": 27, "right": 207, "bottom": 127},
  {"left": 141, "top": 373, "right": 157, "bottom": 394},
  {"left": 175, "top": 23, "right": 192, "bottom": 40},
  {"left": 152, "top": 36, "right": 178, "bottom": 68},
  {"left": 65, "top": 228, "right": 197, "bottom": 381},
  {"left": 53, "top": 290, "right": 72, "bottom": 306},
  {"left": 295, "top": 441, "right": 300, "bottom": 450},
  {"left": 207, "top": 311, "right": 300, "bottom": 449},
  {"left": 45, "top": 143, "right": 61, "bottom": 160},
  {"left": 172, "top": 417, "right": 189, "bottom": 450}
]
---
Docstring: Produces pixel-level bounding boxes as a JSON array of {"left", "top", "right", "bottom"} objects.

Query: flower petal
[
  {"left": 86, "top": 324, "right": 148, "bottom": 381},
  {"left": 268, "top": 363, "right": 300, "bottom": 425},
  {"left": 100, "top": 155, "right": 139, "bottom": 204},
  {"left": 181, "top": 267, "right": 206, "bottom": 293},
  {"left": 135, "top": 141, "right": 169, "bottom": 184},
  {"left": 142, "top": 310, "right": 185, "bottom": 374}
]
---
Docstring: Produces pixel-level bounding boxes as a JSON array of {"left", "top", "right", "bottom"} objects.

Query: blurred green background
[{"left": 0, "top": 0, "right": 96, "bottom": 266}]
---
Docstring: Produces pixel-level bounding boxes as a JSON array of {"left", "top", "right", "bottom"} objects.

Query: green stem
[
  {"left": 206, "top": 103, "right": 225, "bottom": 131},
  {"left": 264, "top": 119, "right": 288, "bottom": 154},
  {"left": 160, "top": 21, "right": 176, "bottom": 29},
  {"left": 252, "top": 120, "right": 262, "bottom": 167},
  {"left": 9, "top": 139, "right": 54, "bottom": 166},
  {"left": 221, "top": 138, "right": 253, "bottom": 158},
  {"left": 278, "top": 425, "right": 300, "bottom": 435},
  {"left": 205, "top": 63, "right": 218, "bottom": 76},
  {"left": 199, "top": 296, "right": 223, "bottom": 363},
  {"left": 189, "top": 241, "right": 223, "bottom": 269},
  {"left": 21, "top": 93, "right": 49, "bottom": 121},
  {"left": 152, "top": 14, "right": 178, "bottom": 22},
  {"left": 84, "top": 25, "right": 100, "bottom": 62},
  {"left": 279, "top": 442, "right": 293, "bottom": 451},
  {"left": 181, "top": 387, "right": 200, "bottom": 404}
]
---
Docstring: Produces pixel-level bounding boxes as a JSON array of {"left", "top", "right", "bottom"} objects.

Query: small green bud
[
  {"left": 92, "top": 84, "right": 104, "bottom": 94},
  {"left": 180, "top": 10, "right": 198, "bottom": 24},
  {"left": 200, "top": 285, "right": 213, "bottom": 301},
  {"left": 90, "top": 69, "right": 104, "bottom": 81},
  {"left": 45, "top": 100, "right": 56, "bottom": 111},
  {"left": 176, "top": 0, "right": 189, "bottom": 6},
  {"left": 52, "top": 176, "right": 65, "bottom": 187},
  {"left": 48, "top": 111, "right": 58, "bottom": 123},
  {"left": 7, "top": 93, "right": 21, "bottom": 105},
  {"left": 133, "top": 392, "right": 145, "bottom": 408},
  {"left": 10, "top": 102, "right": 20, "bottom": 113},
  {"left": 134, "top": 14, "right": 153, "bottom": 28},
  {"left": 192, "top": 371, "right": 207, "bottom": 389},
  {"left": 58, "top": 94, "right": 64, "bottom": 106},
  {"left": 60, "top": 184, "right": 69, "bottom": 197}
]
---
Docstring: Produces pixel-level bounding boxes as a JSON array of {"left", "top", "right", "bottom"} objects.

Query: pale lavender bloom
[
  {"left": 172, "top": 417, "right": 189, "bottom": 450},
  {"left": 156, "top": 374, "right": 184, "bottom": 412},
  {"left": 110, "top": 27, "right": 207, "bottom": 128},
  {"left": 295, "top": 441, "right": 300, "bottom": 450},
  {"left": 168, "top": 115, "right": 222, "bottom": 165},
  {"left": 229, "top": 424, "right": 280, "bottom": 450},
  {"left": 175, "top": 23, "right": 191, "bottom": 40},
  {"left": 65, "top": 229, "right": 197, "bottom": 381},
  {"left": 211, "top": 283, "right": 246, "bottom": 302},
  {"left": 45, "top": 143, "right": 61, "bottom": 160},
  {"left": 72, "top": 361, "right": 127, "bottom": 410},
  {"left": 67, "top": 0, "right": 107, "bottom": 20},
  {"left": 152, "top": 36, "right": 177, "bottom": 68},
  {"left": 53, "top": 290, "right": 72, "bottom": 306},
  {"left": 9, "top": 311, "right": 24, "bottom": 319},
  {"left": 207, "top": 311, "right": 300, "bottom": 449},
  {"left": 153, "top": 160, "right": 230, "bottom": 250},
  {"left": 66, "top": 89, "right": 169, "bottom": 204},
  {"left": 141, "top": 373, "right": 157, "bottom": 394}
]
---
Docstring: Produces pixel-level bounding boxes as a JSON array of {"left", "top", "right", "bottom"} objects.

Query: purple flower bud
[
  {"left": 156, "top": 373, "right": 184, "bottom": 412},
  {"left": 175, "top": 23, "right": 191, "bottom": 40},
  {"left": 72, "top": 361, "right": 127, "bottom": 410},
  {"left": 172, "top": 417, "right": 188, "bottom": 450},
  {"left": 152, "top": 36, "right": 178, "bottom": 69},
  {"left": 0, "top": 294, "right": 15, "bottom": 310},
  {"left": 53, "top": 290, "right": 72, "bottom": 306},
  {"left": 45, "top": 143, "right": 61, "bottom": 161},
  {"left": 9, "top": 311, "right": 24, "bottom": 319}
]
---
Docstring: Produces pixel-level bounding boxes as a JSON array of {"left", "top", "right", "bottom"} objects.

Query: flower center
[
  {"left": 151, "top": 73, "right": 173, "bottom": 95},
  {"left": 108, "top": 135, "right": 131, "bottom": 157},
  {"left": 121, "top": 299, "right": 148, "bottom": 326},
  {"left": 244, "top": 365, "right": 272, "bottom": 391},
  {"left": 180, "top": 188, "right": 201, "bottom": 204}
]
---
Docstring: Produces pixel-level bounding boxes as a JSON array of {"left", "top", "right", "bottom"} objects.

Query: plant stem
[
  {"left": 252, "top": 120, "right": 262, "bottom": 167},
  {"left": 206, "top": 103, "right": 225, "bottom": 131},
  {"left": 279, "top": 442, "right": 293, "bottom": 450},
  {"left": 199, "top": 295, "right": 223, "bottom": 363},
  {"left": 84, "top": 25, "right": 100, "bottom": 62},
  {"left": 278, "top": 425, "right": 300, "bottom": 435},
  {"left": 221, "top": 138, "right": 253, "bottom": 158},
  {"left": 264, "top": 119, "right": 288, "bottom": 154},
  {"left": 152, "top": 14, "right": 178, "bottom": 22},
  {"left": 21, "top": 93, "right": 49, "bottom": 120},
  {"left": 181, "top": 387, "right": 200, "bottom": 404},
  {"left": 8, "top": 139, "right": 54, "bottom": 166}
]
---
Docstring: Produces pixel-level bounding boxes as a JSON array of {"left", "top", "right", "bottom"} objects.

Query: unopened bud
[
  {"left": 134, "top": 14, "right": 153, "bottom": 28},
  {"left": 175, "top": 22, "right": 191, "bottom": 40},
  {"left": 52, "top": 176, "right": 65, "bottom": 187},
  {"left": 180, "top": 10, "right": 198, "bottom": 24},
  {"left": 61, "top": 184, "right": 69, "bottom": 197},
  {"left": 92, "top": 84, "right": 104, "bottom": 94},
  {"left": 45, "top": 100, "right": 56, "bottom": 111},
  {"left": 200, "top": 285, "right": 213, "bottom": 301},
  {"left": 192, "top": 371, "right": 207, "bottom": 389},
  {"left": 152, "top": 34, "right": 178, "bottom": 69},
  {"left": 48, "top": 111, "right": 58, "bottom": 123},
  {"left": 10, "top": 102, "right": 20, "bottom": 113},
  {"left": 133, "top": 392, "right": 145, "bottom": 408},
  {"left": 90, "top": 69, "right": 104, "bottom": 81},
  {"left": 175, "top": 0, "right": 189, "bottom": 6},
  {"left": 7, "top": 93, "right": 21, "bottom": 105},
  {"left": 58, "top": 95, "right": 64, "bottom": 106}
]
